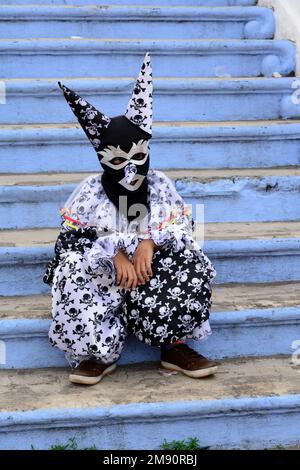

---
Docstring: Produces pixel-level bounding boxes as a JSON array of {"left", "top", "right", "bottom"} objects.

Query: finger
[
  {"left": 134, "top": 259, "right": 145, "bottom": 284},
  {"left": 131, "top": 267, "right": 138, "bottom": 290},
  {"left": 133, "top": 255, "right": 138, "bottom": 270},
  {"left": 127, "top": 265, "right": 137, "bottom": 290},
  {"left": 145, "top": 257, "right": 153, "bottom": 277},
  {"left": 131, "top": 276, "right": 138, "bottom": 290},
  {"left": 140, "top": 260, "right": 149, "bottom": 282},
  {"left": 125, "top": 268, "right": 134, "bottom": 290},
  {"left": 129, "top": 272, "right": 138, "bottom": 290},
  {"left": 119, "top": 267, "right": 128, "bottom": 288},
  {"left": 125, "top": 265, "right": 136, "bottom": 290},
  {"left": 116, "top": 266, "right": 122, "bottom": 285}
]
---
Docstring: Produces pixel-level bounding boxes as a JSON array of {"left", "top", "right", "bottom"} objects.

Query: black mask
[
  {"left": 99, "top": 115, "right": 150, "bottom": 222},
  {"left": 58, "top": 53, "right": 153, "bottom": 222}
]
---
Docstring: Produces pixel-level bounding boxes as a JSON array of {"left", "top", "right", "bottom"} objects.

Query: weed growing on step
[
  {"left": 161, "top": 437, "right": 209, "bottom": 450},
  {"left": 31, "top": 437, "right": 97, "bottom": 451},
  {"left": 32, "top": 436, "right": 208, "bottom": 451}
]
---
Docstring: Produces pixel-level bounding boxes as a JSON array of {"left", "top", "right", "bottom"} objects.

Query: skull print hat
[{"left": 58, "top": 52, "right": 153, "bottom": 221}]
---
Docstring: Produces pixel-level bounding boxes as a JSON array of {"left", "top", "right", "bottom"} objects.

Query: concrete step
[
  {"left": 0, "top": 38, "right": 295, "bottom": 78},
  {"left": 2, "top": 281, "right": 300, "bottom": 318},
  {"left": 0, "top": 356, "right": 299, "bottom": 450},
  {"left": 1, "top": 221, "right": 300, "bottom": 296},
  {"left": 2, "top": 221, "right": 300, "bottom": 246},
  {"left": 3, "top": 77, "right": 300, "bottom": 125},
  {"left": 0, "top": 281, "right": 299, "bottom": 368},
  {"left": 2, "top": 121, "right": 300, "bottom": 173},
  {"left": 0, "top": 5, "right": 274, "bottom": 40},
  {"left": 1, "top": 169, "right": 300, "bottom": 229},
  {"left": 1, "top": 1, "right": 258, "bottom": 6}
]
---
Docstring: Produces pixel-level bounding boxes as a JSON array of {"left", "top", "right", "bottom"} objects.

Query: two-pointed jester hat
[{"left": 58, "top": 53, "right": 153, "bottom": 220}]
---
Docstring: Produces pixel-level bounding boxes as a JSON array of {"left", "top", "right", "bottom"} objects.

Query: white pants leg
[{"left": 49, "top": 251, "right": 127, "bottom": 367}]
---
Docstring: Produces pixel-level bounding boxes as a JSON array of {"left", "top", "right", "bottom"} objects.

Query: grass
[
  {"left": 160, "top": 437, "right": 209, "bottom": 450},
  {"left": 32, "top": 436, "right": 208, "bottom": 451},
  {"left": 31, "top": 437, "right": 97, "bottom": 451}
]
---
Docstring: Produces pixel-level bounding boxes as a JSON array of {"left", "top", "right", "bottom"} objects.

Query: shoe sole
[
  {"left": 160, "top": 361, "right": 218, "bottom": 378},
  {"left": 69, "top": 363, "right": 117, "bottom": 385}
]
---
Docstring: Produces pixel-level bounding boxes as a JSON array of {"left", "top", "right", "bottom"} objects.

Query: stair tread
[
  {"left": 0, "top": 4, "right": 265, "bottom": 9},
  {"left": 2, "top": 120, "right": 300, "bottom": 129},
  {"left": 2, "top": 221, "right": 300, "bottom": 248},
  {"left": 3, "top": 76, "right": 297, "bottom": 83},
  {"left": 0, "top": 38, "right": 281, "bottom": 42},
  {"left": 1, "top": 281, "right": 299, "bottom": 320},
  {"left": 0, "top": 356, "right": 299, "bottom": 413},
  {"left": 3, "top": 76, "right": 297, "bottom": 86},
  {"left": 0, "top": 5, "right": 269, "bottom": 13},
  {"left": 6, "top": 39, "right": 292, "bottom": 80},
  {"left": 2, "top": 221, "right": 300, "bottom": 247},
  {"left": 0, "top": 0, "right": 258, "bottom": 5},
  {"left": 1, "top": 168, "right": 300, "bottom": 187}
]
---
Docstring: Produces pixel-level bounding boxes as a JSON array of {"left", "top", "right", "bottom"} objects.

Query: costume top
[{"left": 44, "top": 169, "right": 216, "bottom": 285}]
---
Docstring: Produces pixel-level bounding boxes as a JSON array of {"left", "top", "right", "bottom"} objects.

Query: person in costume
[{"left": 44, "top": 53, "right": 218, "bottom": 385}]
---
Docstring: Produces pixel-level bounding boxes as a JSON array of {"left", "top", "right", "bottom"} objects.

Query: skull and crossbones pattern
[
  {"left": 79, "top": 292, "right": 98, "bottom": 311},
  {"left": 171, "top": 266, "right": 190, "bottom": 286},
  {"left": 71, "top": 275, "right": 89, "bottom": 292},
  {"left": 188, "top": 277, "right": 204, "bottom": 293},
  {"left": 142, "top": 295, "right": 162, "bottom": 313},
  {"left": 149, "top": 275, "right": 167, "bottom": 293},
  {"left": 158, "top": 256, "right": 176, "bottom": 273},
  {"left": 48, "top": 170, "right": 216, "bottom": 364},
  {"left": 167, "top": 286, "right": 184, "bottom": 301},
  {"left": 158, "top": 303, "right": 176, "bottom": 321}
]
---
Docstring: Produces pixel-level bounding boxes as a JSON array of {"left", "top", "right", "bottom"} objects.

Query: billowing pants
[{"left": 49, "top": 251, "right": 127, "bottom": 367}]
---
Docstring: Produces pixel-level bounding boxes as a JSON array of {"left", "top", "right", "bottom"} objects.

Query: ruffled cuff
[
  {"left": 144, "top": 223, "right": 193, "bottom": 252},
  {"left": 85, "top": 232, "right": 139, "bottom": 274},
  {"left": 142, "top": 227, "right": 217, "bottom": 282}
]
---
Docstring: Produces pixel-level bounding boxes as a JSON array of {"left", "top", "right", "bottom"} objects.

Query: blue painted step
[
  {"left": 1, "top": 122, "right": 300, "bottom": 173},
  {"left": 0, "top": 6, "right": 274, "bottom": 40},
  {"left": 0, "top": 359, "right": 299, "bottom": 450},
  {"left": 180, "top": 173, "right": 300, "bottom": 223},
  {"left": 1, "top": 0, "right": 258, "bottom": 5},
  {"left": 0, "top": 305, "right": 299, "bottom": 369},
  {"left": 0, "top": 39, "right": 295, "bottom": 78},
  {"left": 1, "top": 280, "right": 299, "bottom": 368},
  {"left": 3, "top": 77, "right": 300, "bottom": 124},
  {"left": 1, "top": 233, "right": 300, "bottom": 295},
  {"left": 1, "top": 172, "right": 300, "bottom": 229}
]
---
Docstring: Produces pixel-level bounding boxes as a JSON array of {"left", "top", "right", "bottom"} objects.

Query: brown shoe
[
  {"left": 161, "top": 343, "right": 219, "bottom": 378},
  {"left": 69, "top": 359, "right": 117, "bottom": 385}
]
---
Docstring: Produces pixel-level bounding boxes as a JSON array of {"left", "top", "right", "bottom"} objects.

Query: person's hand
[
  {"left": 132, "top": 239, "right": 155, "bottom": 285},
  {"left": 113, "top": 250, "right": 138, "bottom": 290}
]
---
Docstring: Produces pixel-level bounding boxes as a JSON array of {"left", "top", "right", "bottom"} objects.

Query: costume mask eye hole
[
  {"left": 132, "top": 152, "right": 147, "bottom": 161},
  {"left": 110, "top": 157, "right": 126, "bottom": 165}
]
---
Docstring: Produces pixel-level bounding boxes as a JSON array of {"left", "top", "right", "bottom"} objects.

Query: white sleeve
[
  {"left": 59, "top": 174, "right": 139, "bottom": 273},
  {"left": 59, "top": 175, "right": 100, "bottom": 231},
  {"left": 144, "top": 171, "right": 216, "bottom": 280},
  {"left": 144, "top": 171, "right": 195, "bottom": 251},
  {"left": 84, "top": 231, "right": 139, "bottom": 274}
]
